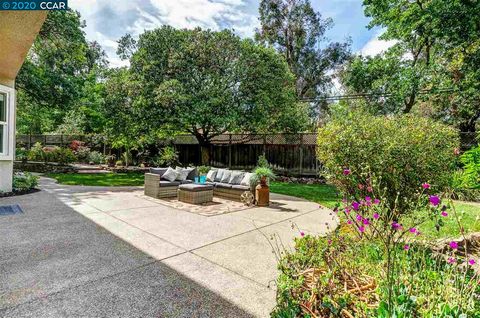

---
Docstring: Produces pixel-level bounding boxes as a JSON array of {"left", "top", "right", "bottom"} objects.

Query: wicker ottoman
[{"left": 178, "top": 184, "right": 214, "bottom": 205}]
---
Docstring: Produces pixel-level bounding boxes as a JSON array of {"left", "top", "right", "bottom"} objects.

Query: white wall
[
  {"left": 0, "top": 84, "right": 15, "bottom": 193},
  {"left": 0, "top": 161, "right": 13, "bottom": 192}
]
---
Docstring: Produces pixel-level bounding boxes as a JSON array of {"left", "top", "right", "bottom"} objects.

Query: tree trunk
[{"left": 200, "top": 145, "right": 210, "bottom": 165}]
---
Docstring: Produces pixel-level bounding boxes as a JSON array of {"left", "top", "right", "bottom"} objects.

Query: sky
[{"left": 69, "top": 0, "right": 396, "bottom": 68}]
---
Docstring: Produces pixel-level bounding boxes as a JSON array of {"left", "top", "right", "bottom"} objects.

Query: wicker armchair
[{"left": 144, "top": 173, "right": 178, "bottom": 198}]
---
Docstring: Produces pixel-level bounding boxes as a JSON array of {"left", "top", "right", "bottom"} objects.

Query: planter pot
[{"left": 255, "top": 177, "right": 269, "bottom": 207}]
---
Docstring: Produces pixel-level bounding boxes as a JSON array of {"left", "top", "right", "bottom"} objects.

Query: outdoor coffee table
[{"left": 178, "top": 183, "right": 214, "bottom": 205}]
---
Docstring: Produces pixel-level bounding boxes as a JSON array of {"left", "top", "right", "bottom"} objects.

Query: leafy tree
[
  {"left": 342, "top": 0, "right": 480, "bottom": 140},
  {"left": 256, "top": 0, "right": 351, "bottom": 104},
  {"left": 16, "top": 10, "right": 107, "bottom": 134},
  {"left": 124, "top": 27, "right": 308, "bottom": 164},
  {"left": 102, "top": 68, "right": 143, "bottom": 166}
]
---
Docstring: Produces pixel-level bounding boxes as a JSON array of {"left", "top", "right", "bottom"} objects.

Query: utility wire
[{"left": 300, "top": 87, "right": 456, "bottom": 102}]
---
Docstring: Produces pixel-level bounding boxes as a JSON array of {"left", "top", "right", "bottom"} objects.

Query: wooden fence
[
  {"left": 16, "top": 133, "right": 321, "bottom": 176},
  {"left": 16, "top": 132, "right": 478, "bottom": 176}
]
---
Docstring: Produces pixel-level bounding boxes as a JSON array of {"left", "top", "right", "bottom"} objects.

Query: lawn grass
[
  {"left": 269, "top": 181, "right": 339, "bottom": 208},
  {"left": 269, "top": 182, "right": 480, "bottom": 238},
  {"left": 46, "top": 173, "right": 145, "bottom": 186},
  {"left": 417, "top": 201, "right": 480, "bottom": 239}
]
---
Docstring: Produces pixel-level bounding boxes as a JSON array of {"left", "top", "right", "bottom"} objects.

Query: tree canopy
[
  {"left": 16, "top": 10, "right": 107, "bottom": 134},
  {"left": 256, "top": 0, "right": 351, "bottom": 102},
  {"left": 115, "top": 26, "right": 308, "bottom": 163},
  {"left": 341, "top": 0, "right": 480, "bottom": 138}
]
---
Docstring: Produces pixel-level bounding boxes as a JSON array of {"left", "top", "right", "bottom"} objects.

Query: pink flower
[
  {"left": 365, "top": 196, "right": 371, "bottom": 201},
  {"left": 343, "top": 169, "right": 351, "bottom": 175},
  {"left": 448, "top": 257, "right": 456, "bottom": 264},
  {"left": 327, "top": 239, "right": 332, "bottom": 245},
  {"left": 373, "top": 198, "right": 380, "bottom": 205},
  {"left": 300, "top": 232, "right": 305, "bottom": 237},
  {"left": 344, "top": 208, "right": 351, "bottom": 214},
  {"left": 352, "top": 202, "right": 360, "bottom": 211},
  {"left": 367, "top": 186, "right": 373, "bottom": 193},
  {"left": 409, "top": 228, "right": 417, "bottom": 234},
  {"left": 358, "top": 184, "right": 364, "bottom": 190},
  {"left": 469, "top": 259, "right": 476, "bottom": 266},
  {"left": 454, "top": 148, "right": 460, "bottom": 155},
  {"left": 429, "top": 195, "right": 440, "bottom": 207},
  {"left": 356, "top": 214, "right": 362, "bottom": 221},
  {"left": 363, "top": 218, "right": 370, "bottom": 225},
  {"left": 449, "top": 241, "right": 458, "bottom": 250},
  {"left": 358, "top": 226, "right": 365, "bottom": 233},
  {"left": 441, "top": 211, "right": 448, "bottom": 217},
  {"left": 404, "top": 244, "right": 410, "bottom": 251},
  {"left": 392, "top": 222, "right": 402, "bottom": 230},
  {"left": 347, "top": 220, "right": 353, "bottom": 225},
  {"left": 373, "top": 213, "right": 379, "bottom": 220},
  {"left": 422, "top": 183, "right": 430, "bottom": 189}
]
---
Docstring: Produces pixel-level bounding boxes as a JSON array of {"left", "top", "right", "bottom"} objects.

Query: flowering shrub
[
  {"left": 26, "top": 143, "right": 76, "bottom": 164},
  {"left": 317, "top": 112, "right": 458, "bottom": 214},
  {"left": 273, "top": 114, "right": 477, "bottom": 317}
]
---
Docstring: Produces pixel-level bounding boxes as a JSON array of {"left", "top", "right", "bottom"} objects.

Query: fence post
[
  {"left": 228, "top": 134, "right": 232, "bottom": 169},
  {"left": 299, "top": 134, "right": 304, "bottom": 176},
  {"left": 44, "top": 135, "right": 47, "bottom": 145},
  {"left": 263, "top": 134, "right": 267, "bottom": 155},
  {"left": 28, "top": 133, "right": 32, "bottom": 149}
]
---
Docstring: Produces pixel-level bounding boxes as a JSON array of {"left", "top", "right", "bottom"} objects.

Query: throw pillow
[
  {"left": 220, "top": 170, "right": 232, "bottom": 183},
  {"left": 229, "top": 171, "right": 245, "bottom": 184},
  {"left": 149, "top": 167, "right": 168, "bottom": 177},
  {"left": 175, "top": 167, "right": 190, "bottom": 181},
  {"left": 214, "top": 169, "right": 228, "bottom": 182},
  {"left": 185, "top": 167, "right": 197, "bottom": 181},
  {"left": 206, "top": 170, "right": 217, "bottom": 182},
  {"left": 161, "top": 167, "right": 178, "bottom": 182},
  {"left": 240, "top": 172, "right": 254, "bottom": 186}
]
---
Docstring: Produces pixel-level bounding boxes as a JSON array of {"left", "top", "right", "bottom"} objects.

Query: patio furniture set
[{"left": 144, "top": 167, "right": 255, "bottom": 205}]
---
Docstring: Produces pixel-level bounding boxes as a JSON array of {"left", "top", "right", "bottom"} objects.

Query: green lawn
[
  {"left": 270, "top": 182, "right": 480, "bottom": 238},
  {"left": 46, "top": 173, "right": 145, "bottom": 186},
  {"left": 269, "top": 181, "right": 339, "bottom": 208}
]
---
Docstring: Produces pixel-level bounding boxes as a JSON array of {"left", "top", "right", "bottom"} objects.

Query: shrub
[
  {"left": 74, "top": 145, "right": 91, "bottom": 163},
  {"left": 115, "top": 160, "right": 123, "bottom": 166},
  {"left": 50, "top": 147, "right": 76, "bottom": 164},
  {"left": 27, "top": 142, "right": 45, "bottom": 162},
  {"left": 26, "top": 143, "right": 76, "bottom": 164},
  {"left": 154, "top": 146, "right": 179, "bottom": 167},
  {"left": 88, "top": 151, "right": 105, "bottom": 165},
  {"left": 69, "top": 140, "right": 85, "bottom": 151},
  {"left": 452, "top": 146, "right": 480, "bottom": 201},
  {"left": 12, "top": 171, "right": 39, "bottom": 192},
  {"left": 257, "top": 154, "right": 269, "bottom": 168},
  {"left": 317, "top": 112, "right": 459, "bottom": 214},
  {"left": 16, "top": 147, "right": 28, "bottom": 162}
]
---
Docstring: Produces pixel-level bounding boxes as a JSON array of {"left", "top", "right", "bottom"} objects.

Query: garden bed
[{"left": 0, "top": 188, "right": 40, "bottom": 198}]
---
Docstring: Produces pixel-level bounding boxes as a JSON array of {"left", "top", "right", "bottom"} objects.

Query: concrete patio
[{"left": 1, "top": 177, "right": 337, "bottom": 317}]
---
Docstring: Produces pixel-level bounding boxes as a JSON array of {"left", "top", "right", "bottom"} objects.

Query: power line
[{"left": 300, "top": 87, "right": 456, "bottom": 102}]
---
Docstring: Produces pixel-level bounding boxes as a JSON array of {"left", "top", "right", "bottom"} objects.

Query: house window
[{"left": 0, "top": 93, "right": 6, "bottom": 155}]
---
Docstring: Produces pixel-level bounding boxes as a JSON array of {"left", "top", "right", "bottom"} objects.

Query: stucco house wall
[{"left": 0, "top": 11, "right": 46, "bottom": 192}]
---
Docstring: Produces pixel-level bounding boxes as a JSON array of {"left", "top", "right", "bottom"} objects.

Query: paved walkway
[{"left": 1, "top": 178, "right": 337, "bottom": 317}]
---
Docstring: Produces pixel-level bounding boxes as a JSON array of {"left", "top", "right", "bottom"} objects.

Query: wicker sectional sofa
[{"left": 144, "top": 167, "right": 254, "bottom": 201}]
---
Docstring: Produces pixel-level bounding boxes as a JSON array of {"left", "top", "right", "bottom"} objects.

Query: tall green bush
[
  {"left": 453, "top": 145, "right": 480, "bottom": 201},
  {"left": 317, "top": 112, "right": 459, "bottom": 213}
]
